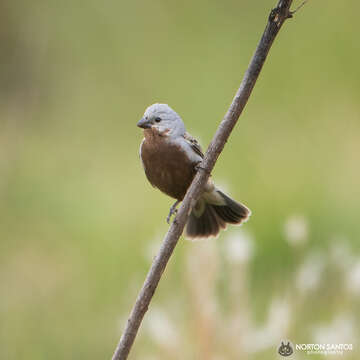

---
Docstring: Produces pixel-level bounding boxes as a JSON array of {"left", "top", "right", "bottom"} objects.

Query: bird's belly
[{"left": 141, "top": 140, "right": 195, "bottom": 200}]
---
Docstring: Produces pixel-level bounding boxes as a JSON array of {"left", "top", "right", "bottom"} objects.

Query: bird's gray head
[{"left": 137, "top": 103, "right": 186, "bottom": 137}]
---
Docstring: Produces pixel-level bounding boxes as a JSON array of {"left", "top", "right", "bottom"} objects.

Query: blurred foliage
[{"left": 0, "top": 0, "right": 359, "bottom": 359}]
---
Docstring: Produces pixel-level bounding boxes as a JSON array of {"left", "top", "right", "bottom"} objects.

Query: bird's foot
[
  {"left": 195, "top": 162, "right": 211, "bottom": 176},
  {"left": 167, "top": 200, "right": 180, "bottom": 224}
]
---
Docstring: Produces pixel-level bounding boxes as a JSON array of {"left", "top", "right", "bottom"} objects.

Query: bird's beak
[{"left": 137, "top": 117, "right": 152, "bottom": 129}]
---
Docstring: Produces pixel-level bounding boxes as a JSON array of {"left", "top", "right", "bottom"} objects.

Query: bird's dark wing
[{"left": 183, "top": 132, "right": 204, "bottom": 159}]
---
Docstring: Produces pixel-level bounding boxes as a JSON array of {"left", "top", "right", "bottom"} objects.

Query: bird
[{"left": 137, "top": 103, "right": 251, "bottom": 239}]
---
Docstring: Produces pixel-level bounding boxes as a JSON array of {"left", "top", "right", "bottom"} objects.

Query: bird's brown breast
[{"left": 140, "top": 131, "right": 196, "bottom": 200}]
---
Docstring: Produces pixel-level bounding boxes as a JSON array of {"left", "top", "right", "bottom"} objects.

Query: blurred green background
[{"left": 1, "top": 0, "right": 359, "bottom": 359}]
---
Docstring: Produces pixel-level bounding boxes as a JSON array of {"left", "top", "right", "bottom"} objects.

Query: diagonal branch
[{"left": 112, "top": 1, "right": 299, "bottom": 359}]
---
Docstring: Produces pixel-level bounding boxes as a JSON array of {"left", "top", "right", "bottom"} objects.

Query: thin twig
[
  {"left": 291, "top": 0, "right": 308, "bottom": 15},
  {"left": 111, "top": 1, "right": 298, "bottom": 359}
]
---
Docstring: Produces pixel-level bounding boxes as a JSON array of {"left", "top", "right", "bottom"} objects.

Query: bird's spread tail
[{"left": 185, "top": 189, "right": 251, "bottom": 240}]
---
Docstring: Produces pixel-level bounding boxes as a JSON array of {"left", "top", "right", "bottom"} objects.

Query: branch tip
[{"left": 290, "top": 0, "right": 308, "bottom": 16}]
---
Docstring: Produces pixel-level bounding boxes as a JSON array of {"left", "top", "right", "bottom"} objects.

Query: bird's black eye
[{"left": 155, "top": 117, "right": 161, "bottom": 123}]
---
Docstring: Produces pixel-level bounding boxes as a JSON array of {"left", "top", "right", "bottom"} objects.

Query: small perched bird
[{"left": 137, "top": 103, "right": 251, "bottom": 239}]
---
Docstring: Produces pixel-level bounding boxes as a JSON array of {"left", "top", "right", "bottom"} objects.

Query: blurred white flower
[
  {"left": 186, "top": 240, "right": 218, "bottom": 318},
  {"left": 144, "top": 232, "right": 163, "bottom": 261},
  {"left": 295, "top": 252, "right": 325, "bottom": 293},
  {"left": 224, "top": 230, "right": 254, "bottom": 264},
  {"left": 144, "top": 307, "right": 179, "bottom": 348},
  {"left": 284, "top": 215, "right": 308, "bottom": 246},
  {"left": 267, "top": 297, "right": 292, "bottom": 335},
  {"left": 117, "top": 315, "right": 129, "bottom": 335},
  {"left": 346, "top": 260, "right": 360, "bottom": 296},
  {"left": 312, "top": 314, "right": 356, "bottom": 344},
  {"left": 329, "top": 240, "right": 354, "bottom": 271},
  {"left": 242, "top": 297, "right": 291, "bottom": 353}
]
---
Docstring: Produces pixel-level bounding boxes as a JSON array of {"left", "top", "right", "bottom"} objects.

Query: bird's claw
[
  {"left": 167, "top": 200, "right": 180, "bottom": 224},
  {"left": 195, "top": 162, "right": 211, "bottom": 175}
]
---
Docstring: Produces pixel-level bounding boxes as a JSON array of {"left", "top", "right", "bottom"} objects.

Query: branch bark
[{"left": 112, "top": 1, "right": 297, "bottom": 359}]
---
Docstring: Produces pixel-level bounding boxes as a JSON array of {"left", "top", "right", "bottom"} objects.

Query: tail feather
[
  {"left": 213, "top": 190, "right": 250, "bottom": 224},
  {"left": 186, "top": 202, "right": 222, "bottom": 239},
  {"left": 212, "top": 205, "right": 240, "bottom": 224},
  {"left": 185, "top": 190, "right": 250, "bottom": 240}
]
